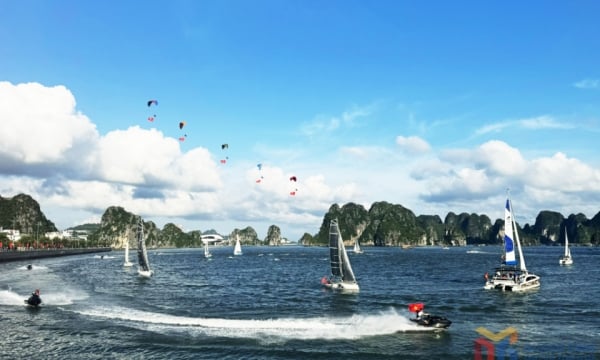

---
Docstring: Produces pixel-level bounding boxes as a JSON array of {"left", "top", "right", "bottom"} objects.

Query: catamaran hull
[{"left": 484, "top": 275, "right": 540, "bottom": 292}]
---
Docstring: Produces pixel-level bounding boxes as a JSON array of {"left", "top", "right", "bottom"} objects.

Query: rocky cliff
[
  {"left": 0, "top": 194, "right": 57, "bottom": 235},
  {"left": 301, "top": 201, "right": 600, "bottom": 247}
]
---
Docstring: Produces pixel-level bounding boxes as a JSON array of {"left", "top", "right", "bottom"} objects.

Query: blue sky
[{"left": 1, "top": 1, "right": 599, "bottom": 240}]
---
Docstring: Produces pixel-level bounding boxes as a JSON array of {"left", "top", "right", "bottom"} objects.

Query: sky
[{"left": 1, "top": 1, "right": 599, "bottom": 240}]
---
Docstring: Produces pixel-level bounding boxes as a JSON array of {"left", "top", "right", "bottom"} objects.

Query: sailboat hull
[
  {"left": 559, "top": 257, "right": 573, "bottom": 265},
  {"left": 322, "top": 281, "right": 360, "bottom": 292},
  {"left": 138, "top": 269, "right": 154, "bottom": 278}
]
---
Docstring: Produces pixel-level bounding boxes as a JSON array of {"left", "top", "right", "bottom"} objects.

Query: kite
[
  {"left": 179, "top": 121, "right": 186, "bottom": 130},
  {"left": 221, "top": 144, "right": 229, "bottom": 149},
  {"left": 289, "top": 176, "right": 297, "bottom": 182},
  {"left": 147, "top": 100, "right": 158, "bottom": 107}
]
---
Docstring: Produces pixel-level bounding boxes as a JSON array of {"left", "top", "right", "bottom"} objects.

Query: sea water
[{"left": 0, "top": 246, "right": 598, "bottom": 359}]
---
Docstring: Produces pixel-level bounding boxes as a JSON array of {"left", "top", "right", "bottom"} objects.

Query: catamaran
[
  {"left": 484, "top": 194, "right": 540, "bottom": 292},
  {"left": 559, "top": 227, "right": 573, "bottom": 265},
  {"left": 136, "top": 217, "right": 153, "bottom": 278},
  {"left": 233, "top": 234, "right": 242, "bottom": 256},
  {"left": 321, "top": 219, "right": 359, "bottom": 292}
]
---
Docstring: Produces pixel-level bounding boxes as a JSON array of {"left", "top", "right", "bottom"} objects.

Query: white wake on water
[
  {"left": 0, "top": 288, "right": 89, "bottom": 306},
  {"left": 74, "top": 306, "right": 435, "bottom": 340}
]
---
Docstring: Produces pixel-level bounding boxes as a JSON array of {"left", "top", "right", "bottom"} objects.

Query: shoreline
[{"left": 0, "top": 248, "right": 112, "bottom": 263}]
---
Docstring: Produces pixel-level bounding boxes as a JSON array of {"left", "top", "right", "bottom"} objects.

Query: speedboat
[{"left": 408, "top": 303, "right": 452, "bottom": 329}]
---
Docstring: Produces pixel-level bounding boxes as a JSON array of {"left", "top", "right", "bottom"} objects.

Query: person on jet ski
[{"left": 28, "top": 289, "right": 42, "bottom": 306}]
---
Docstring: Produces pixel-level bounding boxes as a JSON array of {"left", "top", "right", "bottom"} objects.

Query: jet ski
[
  {"left": 408, "top": 303, "right": 452, "bottom": 329},
  {"left": 409, "top": 314, "right": 452, "bottom": 329},
  {"left": 24, "top": 289, "right": 42, "bottom": 307}
]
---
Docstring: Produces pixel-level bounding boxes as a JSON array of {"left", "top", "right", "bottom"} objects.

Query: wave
[
  {"left": 18, "top": 264, "right": 48, "bottom": 271},
  {"left": 0, "top": 288, "right": 88, "bottom": 306},
  {"left": 72, "top": 306, "right": 436, "bottom": 341}
]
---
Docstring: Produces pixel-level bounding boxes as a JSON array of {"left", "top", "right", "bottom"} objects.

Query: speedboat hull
[{"left": 410, "top": 315, "right": 452, "bottom": 329}]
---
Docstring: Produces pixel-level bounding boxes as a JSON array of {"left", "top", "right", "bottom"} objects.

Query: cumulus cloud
[
  {"left": 395, "top": 135, "right": 431, "bottom": 154},
  {"left": 0, "top": 81, "right": 99, "bottom": 174}
]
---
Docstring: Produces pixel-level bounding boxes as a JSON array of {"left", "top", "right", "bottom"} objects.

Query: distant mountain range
[{"left": 2, "top": 193, "right": 599, "bottom": 247}]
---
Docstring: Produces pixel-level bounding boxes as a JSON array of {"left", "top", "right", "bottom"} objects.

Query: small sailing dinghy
[
  {"left": 559, "top": 228, "right": 573, "bottom": 265},
  {"left": 408, "top": 303, "right": 452, "bottom": 329},
  {"left": 484, "top": 193, "right": 540, "bottom": 292},
  {"left": 233, "top": 234, "right": 242, "bottom": 256},
  {"left": 353, "top": 240, "right": 364, "bottom": 254},
  {"left": 136, "top": 217, "right": 153, "bottom": 278},
  {"left": 123, "top": 236, "right": 133, "bottom": 267},
  {"left": 204, "top": 238, "right": 212, "bottom": 258},
  {"left": 321, "top": 219, "right": 359, "bottom": 292}
]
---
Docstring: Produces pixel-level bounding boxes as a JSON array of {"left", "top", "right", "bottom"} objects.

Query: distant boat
[
  {"left": 136, "top": 217, "right": 153, "bottom": 278},
  {"left": 123, "top": 237, "right": 133, "bottom": 267},
  {"left": 321, "top": 219, "right": 359, "bottom": 292},
  {"left": 484, "top": 193, "right": 540, "bottom": 292},
  {"left": 204, "top": 239, "right": 212, "bottom": 259},
  {"left": 353, "top": 238, "right": 364, "bottom": 254},
  {"left": 559, "top": 228, "right": 573, "bottom": 265},
  {"left": 233, "top": 234, "right": 243, "bottom": 256}
]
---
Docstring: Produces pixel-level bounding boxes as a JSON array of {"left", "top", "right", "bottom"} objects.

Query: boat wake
[
  {"left": 0, "top": 288, "right": 88, "bottom": 306},
  {"left": 72, "top": 306, "right": 436, "bottom": 342}
]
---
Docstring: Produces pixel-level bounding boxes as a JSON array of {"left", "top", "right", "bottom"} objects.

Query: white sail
[
  {"left": 123, "top": 238, "right": 133, "bottom": 267},
  {"left": 233, "top": 234, "right": 242, "bottom": 256},
  {"left": 204, "top": 240, "right": 212, "bottom": 258},
  {"left": 353, "top": 239, "right": 363, "bottom": 254}
]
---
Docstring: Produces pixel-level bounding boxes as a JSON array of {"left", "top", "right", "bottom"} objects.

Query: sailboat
[
  {"left": 136, "top": 217, "right": 153, "bottom": 278},
  {"left": 204, "top": 239, "right": 212, "bottom": 259},
  {"left": 123, "top": 237, "right": 133, "bottom": 267},
  {"left": 233, "top": 234, "right": 243, "bottom": 256},
  {"left": 321, "top": 219, "right": 359, "bottom": 292},
  {"left": 484, "top": 194, "right": 540, "bottom": 291},
  {"left": 559, "top": 228, "right": 573, "bottom": 265},
  {"left": 353, "top": 238, "right": 364, "bottom": 254}
]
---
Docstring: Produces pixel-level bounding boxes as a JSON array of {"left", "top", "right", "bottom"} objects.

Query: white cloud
[
  {"left": 0, "top": 81, "right": 99, "bottom": 170},
  {"left": 573, "top": 78, "right": 599, "bottom": 89},
  {"left": 474, "top": 115, "right": 570, "bottom": 136},
  {"left": 300, "top": 105, "right": 372, "bottom": 137},
  {"left": 395, "top": 135, "right": 431, "bottom": 154}
]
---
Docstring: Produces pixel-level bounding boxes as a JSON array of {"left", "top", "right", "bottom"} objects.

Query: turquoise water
[{"left": 0, "top": 246, "right": 598, "bottom": 359}]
